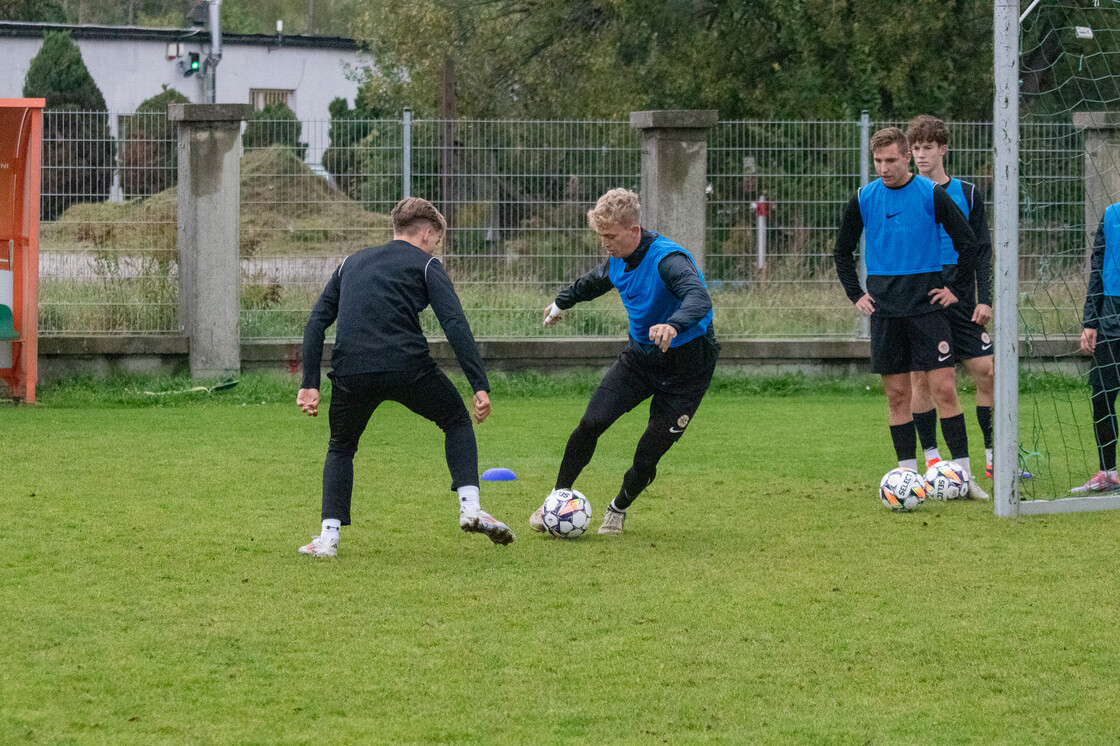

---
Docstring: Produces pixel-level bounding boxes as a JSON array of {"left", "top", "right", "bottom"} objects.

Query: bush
[
  {"left": 119, "top": 86, "right": 190, "bottom": 199},
  {"left": 24, "top": 31, "right": 115, "bottom": 220},
  {"left": 322, "top": 97, "right": 377, "bottom": 195},
  {"left": 243, "top": 102, "right": 307, "bottom": 159}
]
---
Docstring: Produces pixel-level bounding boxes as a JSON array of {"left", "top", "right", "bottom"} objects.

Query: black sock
[
  {"left": 913, "top": 408, "right": 939, "bottom": 451},
  {"left": 889, "top": 422, "right": 917, "bottom": 465},
  {"left": 940, "top": 413, "right": 969, "bottom": 462},
  {"left": 976, "top": 406, "right": 993, "bottom": 450}
]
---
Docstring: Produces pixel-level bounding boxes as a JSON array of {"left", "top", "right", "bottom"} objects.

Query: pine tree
[{"left": 23, "top": 31, "right": 115, "bottom": 220}]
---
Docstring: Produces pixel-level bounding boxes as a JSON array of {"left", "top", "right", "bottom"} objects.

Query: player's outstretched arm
[
  {"left": 547, "top": 261, "right": 614, "bottom": 326},
  {"left": 543, "top": 302, "right": 563, "bottom": 326},
  {"left": 297, "top": 388, "right": 320, "bottom": 417}
]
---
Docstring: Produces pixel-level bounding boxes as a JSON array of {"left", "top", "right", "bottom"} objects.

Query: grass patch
[{"left": 2, "top": 387, "right": 1118, "bottom": 743}]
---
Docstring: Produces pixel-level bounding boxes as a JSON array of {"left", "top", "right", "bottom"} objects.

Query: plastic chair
[{"left": 0, "top": 304, "right": 17, "bottom": 341}]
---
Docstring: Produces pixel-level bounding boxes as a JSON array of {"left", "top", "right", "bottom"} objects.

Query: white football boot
[
  {"left": 529, "top": 507, "right": 547, "bottom": 533},
  {"left": 598, "top": 507, "right": 626, "bottom": 535},
  {"left": 297, "top": 535, "right": 338, "bottom": 557},
  {"left": 460, "top": 508, "right": 516, "bottom": 545},
  {"left": 967, "top": 479, "right": 991, "bottom": 500}
]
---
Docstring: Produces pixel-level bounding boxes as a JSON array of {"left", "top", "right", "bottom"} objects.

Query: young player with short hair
[
  {"left": 905, "top": 115, "right": 998, "bottom": 496},
  {"left": 834, "top": 127, "right": 984, "bottom": 487},
  {"left": 296, "top": 197, "right": 515, "bottom": 556},
  {"left": 532, "top": 188, "right": 719, "bottom": 535},
  {"left": 1074, "top": 201, "right": 1120, "bottom": 494}
]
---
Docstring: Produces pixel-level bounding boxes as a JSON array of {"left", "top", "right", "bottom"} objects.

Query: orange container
[{"left": 0, "top": 98, "right": 44, "bottom": 404}]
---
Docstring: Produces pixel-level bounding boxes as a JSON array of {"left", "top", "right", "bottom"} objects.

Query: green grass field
[{"left": 3, "top": 374, "right": 1120, "bottom": 744}]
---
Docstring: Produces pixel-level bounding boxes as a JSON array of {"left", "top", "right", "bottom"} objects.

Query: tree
[
  {"left": 0, "top": 0, "right": 66, "bottom": 22},
  {"left": 23, "top": 30, "right": 115, "bottom": 220},
  {"left": 352, "top": 0, "right": 996, "bottom": 122},
  {"left": 243, "top": 102, "right": 308, "bottom": 159},
  {"left": 120, "top": 86, "right": 191, "bottom": 199}
]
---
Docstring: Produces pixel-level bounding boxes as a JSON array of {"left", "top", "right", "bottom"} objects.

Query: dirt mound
[{"left": 41, "top": 146, "right": 392, "bottom": 256}]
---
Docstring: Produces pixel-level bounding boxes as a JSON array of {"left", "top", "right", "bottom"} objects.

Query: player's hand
[
  {"left": 297, "top": 388, "right": 320, "bottom": 417},
  {"left": 928, "top": 287, "right": 958, "bottom": 307},
  {"left": 972, "top": 303, "right": 993, "bottom": 325},
  {"left": 543, "top": 302, "right": 562, "bottom": 326},
  {"left": 1082, "top": 327, "right": 1098, "bottom": 355},
  {"left": 648, "top": 323, "right": 678, "bottom": 352},
  {"left": 473, "top": 391, "right": 491, "bottom": 424},
  {"left": 855, "top": 293, "right": 875, "bottom": 317}
]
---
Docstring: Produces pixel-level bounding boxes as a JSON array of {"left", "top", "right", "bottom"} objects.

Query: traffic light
[{"left": 183, "top": 52, "right": 201, "bottom": 77}]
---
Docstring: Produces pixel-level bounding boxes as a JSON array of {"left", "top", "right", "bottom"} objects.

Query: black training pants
[
  {"left": 555, "top": 335, "right": 719, "bottom": 505},
  {"left": 322, "top": 364, "right": 477, "bottom": 525},
  {"left": 1089, "top": 336, "right": 1120, "bottom": 472}
]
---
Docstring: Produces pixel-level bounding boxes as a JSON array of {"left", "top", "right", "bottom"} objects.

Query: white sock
[
  {"left": 321, "top": 519, "right": 340, "bottom": 544},
  {"left": 457, "top": 485, "right": 480, "bottom": 513},
  {"left": 608, "top": 498, "right": 626, "bottom": 514},
  {"left": 923, "top": 447, "right": 941, "bottom": 464},
  {"left": 958, "top": 457, "right": 972, "bottom": 477},
  {"left": 900, "top": 458, "right": 918, "bottom": 471},
  {"left": 985, "top": 448, "right": 993, "bottom": 466}
]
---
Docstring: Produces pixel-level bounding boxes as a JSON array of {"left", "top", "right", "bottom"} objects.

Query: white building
[{"left": 0, "top": 20, "right": 368, "bottom": 122}]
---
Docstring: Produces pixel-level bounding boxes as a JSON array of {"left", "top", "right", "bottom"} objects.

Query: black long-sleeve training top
[
  {"left": 301, "top": 239, "right": 489, "bottom": 393},
  {"left": 554, "top": 230, "right": 715, "bottom": 354},
  {"left": 1083, "top": 217, "right": 1120, "bottom": 339},
  {"left": 833, "top": 179, "right": 978, "bottom": 317}
]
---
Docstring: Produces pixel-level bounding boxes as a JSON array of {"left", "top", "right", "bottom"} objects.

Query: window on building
[{"left": 250, "top": 89, "right": 294, "bottom": 111}]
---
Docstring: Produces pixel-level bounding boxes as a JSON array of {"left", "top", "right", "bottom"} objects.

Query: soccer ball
[
  {"left": 541, "top": 488, "right": 593, "bottom": 539},
  {"left": 924, "top": 460, "right": 970, "bottom": 501},
  {"left": 879, "top": 467, "right": 927, "bottom": 511}
]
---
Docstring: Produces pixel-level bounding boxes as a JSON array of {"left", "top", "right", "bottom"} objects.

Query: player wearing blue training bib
[
  {"left": 531, "top": 188, "right": 719, "bottom": 536},
  {"left": 834, "top": 127, "right": 983, "bottom": 483},
  {"left": 906, "top": 115, "right": 1000, "bottom": 494},
  {"left": 1075, "top": 201, "right": 1120, "bottom": 494}
]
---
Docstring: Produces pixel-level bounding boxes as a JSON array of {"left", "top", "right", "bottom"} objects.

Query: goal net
[{"left": 1010, "top": 0, "right": 1120, "bottom": 511}]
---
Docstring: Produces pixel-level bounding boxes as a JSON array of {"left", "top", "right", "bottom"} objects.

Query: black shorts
[
  {"left": 1090, "top": 336, "right": 1120, "bottom": 396},
  {"left": 870, "top": 311, "right": 955, "bottom": 375},
  {"left": 597, "top": 334, "right": 720, "bottom": 438},
  {"left": 948, "top": 303, "right": 993, "bottom": 360}
]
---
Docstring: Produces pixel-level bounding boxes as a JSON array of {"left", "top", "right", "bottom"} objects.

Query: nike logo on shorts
[
  {"left": 938, "top": 353, "right": 951, "bottom": 362},
  {"left": 669, "top": 426, "right": 685, "bottom": 433},
  {"left": 886, "top": 211, "right": 902, "bottom": 219}
]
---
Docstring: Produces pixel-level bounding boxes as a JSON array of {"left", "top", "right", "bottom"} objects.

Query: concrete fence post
[
  {"left": 629, "top": 109, "right": 718, "bottom": 269},
  {"left": 168, "top": 103, "right": 252, "bottom": 379}
]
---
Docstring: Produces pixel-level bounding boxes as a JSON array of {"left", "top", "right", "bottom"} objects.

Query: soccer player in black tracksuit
[
  {"left": 296, "top": 197, "right": 514, "bottom": 557},
  {"left": 833, "top": 127, "right": 983, "bottom": 484},
  {"left": 530, "top": 188, "right": 719, "bottom": 536},
  {"left": 1074, "top": 201, "right": 1120, "bottom": 494}
]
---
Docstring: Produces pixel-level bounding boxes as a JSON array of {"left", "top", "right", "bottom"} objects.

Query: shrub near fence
[{"left": 36, "top": 113, "right": 1090, "bottom": 342}]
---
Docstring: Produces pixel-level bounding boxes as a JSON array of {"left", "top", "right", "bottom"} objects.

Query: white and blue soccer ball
[
  {"left": 541, "top": 488, "right": 593, "bottom": 539},
  {"left": 879, "top": 467, "right": 927, "bottom": 511},
  {"left": 924, "top": 460, "right": 970, "bottom": 501}
]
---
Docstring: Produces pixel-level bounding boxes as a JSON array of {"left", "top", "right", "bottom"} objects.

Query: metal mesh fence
[
  {"left": 38, "top": 110, "right": 178, "bottom": 336},
  {"left": 239, "top": 117, "right": 639, "bottom": 340},
  {"left": 36, "top": 112, "right": 1088, "bottom": 343}
]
